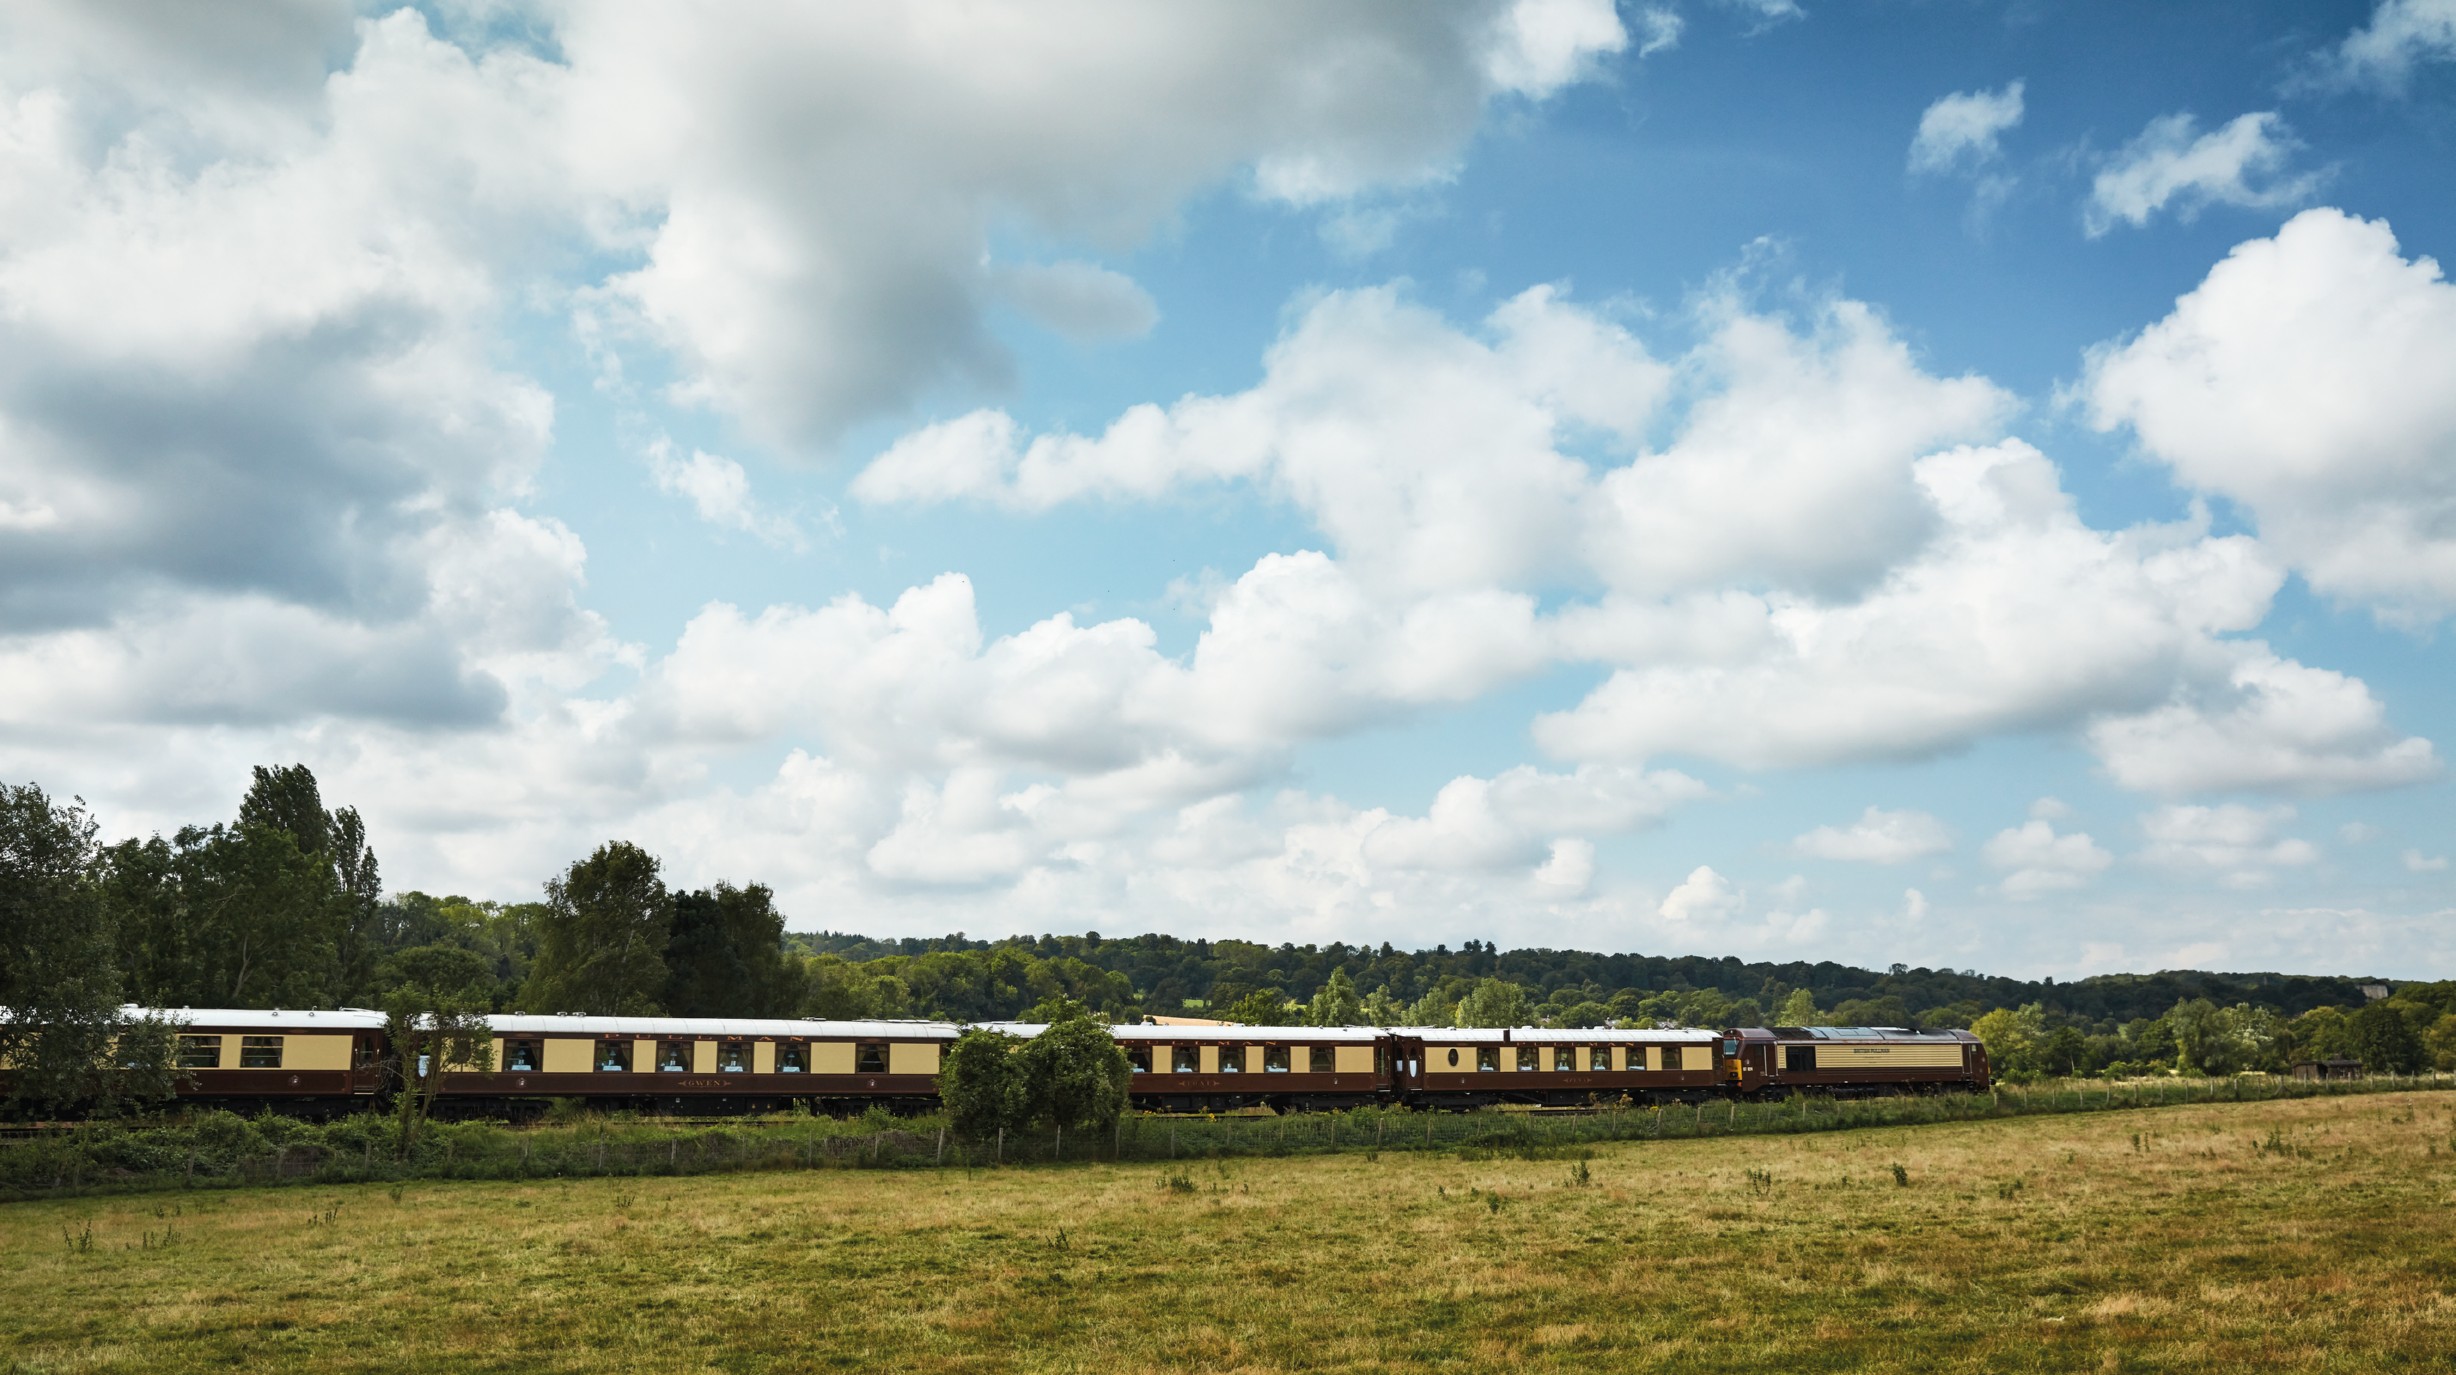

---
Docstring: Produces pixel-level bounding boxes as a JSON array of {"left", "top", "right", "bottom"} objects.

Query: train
[{"left": 141, "top": 1007, "right": 1990, "bottom": 1117}]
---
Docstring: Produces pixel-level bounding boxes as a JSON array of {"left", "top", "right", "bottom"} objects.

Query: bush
[
  {"left": 940, "top": 1029, "right": 1028, "bottom": 1139},
  {"left": 1018, "top": 1016, "right": 1130, "bottom": 1134}
]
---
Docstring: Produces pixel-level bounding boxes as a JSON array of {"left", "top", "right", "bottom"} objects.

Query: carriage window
[
  {"left": 855, "top": 1043, "right": 888, "bottom": 1074},
  {"left": 1590, "top": 1047, "right": 1613, "bottom": 1073},
  {"left": 1127, "top": 1045, "right": 1152, "bottom": 1073},
  {"left": 502, "top": 1039, "right": 542, "bottom": 1073},
  {"left": 177, "top": 1035, "right": 221, "bottom": 1069},
  {"left": 657, "top": 1040, "right": 689, "bottom": 1072},
  {"left": 239, "top": 1036, "right": 283, "bottom": 1069},
  {"left": 595, "top": 1040, "right": 629, "bottom": 1072},
  {"left": 1445, "top": 1048, "right": 1461, "bottom": 1068},
  {"left": 1476, "top": 1047, "right": 1500, "bottom": 1072},
  {"left": 1218, "top": 1045, "right": 1244, "bottom": 1073},
  {"left": 1515, "top": 1047, "right": 1539, "bottom": 1072},
  {"left": 1309, "top": 1045, "right": 1335, "bottom": 1074},
  {"left": 1553, "top": 1046, "right": 1575, "bottom": 1071},
  {"left": 776, "top": 1042, "right": 808, "bottom": 1073},
  {"left": 717, "top": 1040, "right": 751, "bottom": 1073},
  {"left": 1375, "top": 1044, "right": 1389, "bottom": 1075},
  {"left": 1174, "top": 1045, "right": 1201, "bottom": 1074},
  {"left": 1263, "top": 1046, "right": 1291, "bottom": 1073},
  {"left": 1785, "top": 1045, "right": 1816, "bottom": 1072},
  {"left": 355, "top": 1037, "right": 382, "bottom": 1068}
]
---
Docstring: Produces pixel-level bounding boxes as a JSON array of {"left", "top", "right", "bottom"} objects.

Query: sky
[{"left": 3, "top": 0, "right": 2454, "bottom": 979}]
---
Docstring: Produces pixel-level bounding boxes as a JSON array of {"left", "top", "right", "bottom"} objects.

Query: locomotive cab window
[
  {"left": 1263, "top": 1046, "right": 1290, "bottom": 1073},
  {"left": 855, "top": 1043, "right": 888, "bottom": 1075},
  {"left": 717, "top": 1040, "right": 750, "bottom": 1073},
  {"left": 657, "top": 1040, "right": 689, "bottom": 1073},
  {"left": 1476, "top": 1047, "right": 1500, "bottom": 1072},
  {"left": 1515, "top": 1047, "right": 1539, "bottom": 1072},
  {"left": 1308, "top": 1045, "right": 1335, "bottom": 1074},
  {"left": 1784, "top": 1046, "right": 1816, "bottom": 1073},
  {"left": 777, "top": 1042, "right": 808, "bottom": 1073},
  {"left": 239, "top": 1036, "right": 283, "bottom": 1069},
  {"left": 594, "top": 1040, "right": 629, "bottom": 1072},
  {"left": 1174, "top": 1045, "right": 1201, "bottom": 1074},
  {"left": 504, "top": 1039, "right": 542, "bottom": 1073},
  {"left": 176, "top": 1034, "right": 221, "bottom": 1069},
  {"left": 1126, "top": 1046, "right": 1152, "bottom": 1073},
  {"left": 1217, "top": 1045, "right": 1244, "bottom": 1073}
]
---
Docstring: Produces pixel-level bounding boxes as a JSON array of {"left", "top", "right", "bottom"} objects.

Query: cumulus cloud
[
  {"left": 1536, "top": 441, "right": 2285, "bottom": 768},
  {"left": 1792, "top": 806, "right": 1953, "bottom": 863},
  {"left": 2085, "top": 208, "right": 2456, "bottom": 622},
  {"left": 2405, "top": 848, "right": 2450, "bottom": 873},
  {"left": 647, "top": 441, "right": 805, "bottom": 549},
  {"left": 2088, "top": 646, "right": 2439, "bottom": 796},
  {"left": 1908, "top": 81, "right": 2024, "bottom": 175},
  {"left": 990, "top": 261, "right": 1160, "bottom": 343},
  {"left": 557, "top": 1, "right": 1626, "bottom": 447},
  {"left": 1658, "top": 865, "right": 1742, "bottom": 923},
  {"left": 1983, "top": 816, "right": 2113, "bottom": 900},
  {"left": 2085, "top": 112, "right": 2322, "bottom": 236},
  {"left": 2138, "top": 804, "right": 2319, "bottom": 888},
  {"left": 2330, "top": 0, "right": 2456, "bottom": 91}
]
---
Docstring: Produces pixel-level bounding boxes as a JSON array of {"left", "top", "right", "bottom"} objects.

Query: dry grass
[{"left": 5, "top": 1092, "right": 2455, "bottom": 1372}]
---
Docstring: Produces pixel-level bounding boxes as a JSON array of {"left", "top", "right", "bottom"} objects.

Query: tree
[
  {"left": 1457, "top": 977, "right": 1531, "bottom": 1028},
  {"left": 1306, "top": 967, "right": 1363, "bottom": 1026},
  {"left": 940, "top": 1029, "right": 1029, "bottom": 1139},
  {"left": 522, "top": 842, "right": 672, "bottom": 1015},
  {"left": 0, "top": 784, "right": 176, "bottom": 1114},
  {"left": 2348, "top": 1002, "right": 2425, "bottom": 1074},
  {"left": 378, "top": 945, "right": 496, "bottom": 1158},
  {"left": 1972, "top": 1004, "right": 2046, "bottom": 1077},
  {"left": 1778, "top": 988, "right": 1819, "bottom": 1026},
  {"left": 1223, "top": 988, "right": 1295, "bottom": 1025},
  {"left": 1017, "top": 1012, "right": 1132, "bottom": 1135},
  {"left": 664, "top": 882, "right": 800, "bottom": 1017}
]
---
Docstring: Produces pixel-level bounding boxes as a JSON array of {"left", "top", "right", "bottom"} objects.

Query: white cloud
[
  {"left": 2085, "top": 112, "right": 2322, "bottom": 236},
  {"left": 557, "top": 1, "right": 1626, "bottom": 447},
  {"left": 647, "top": 440, "right": 805, "bottom": 549},
  {"left": 1658, "top": 865, "right": 1742, "bottom": 923},
  {"left": 990, "top": 261, "right": 1160, "bottom": 343},
  {"left": 2139, "top": 803, "right": 2320, "bottom": 889},
  {"left": 2084, "top": 208, "right": 2456, "bottom": 622},
  {"left": 1983, "top": 817, "right": 2113, "bottom": 900},
  {"left": 2088, "top": 646, "right": 2439, "bottom": 796},
  {"left": 1533, "top": 838, "right": 1598, "bottom": 896},
  {"left": 1792, "top": 806, "right": 1953, "bottom": 864},
  {"left": 2331, "top": 0, "right": 2456, "bottom": 90},
  {"left": 1908, "top": 81, "right": 2024, "bottom": 175},
  {"left": 2405, "top": 848, "right": 2450, "bottom": 873},
  {"left": 1361, "top": 763, "right": 1709, "bottom": 871},
  {"left": 1634, "top": 8, "right": 1685, "bottom": 58},
  {"left": 1536, "top": 440, "right": 2284, "bottom": 768}
]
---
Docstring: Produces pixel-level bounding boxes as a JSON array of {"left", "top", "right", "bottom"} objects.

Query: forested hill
[{"left": 792, "top": 930, "right": 2375, "bottom": 1031}]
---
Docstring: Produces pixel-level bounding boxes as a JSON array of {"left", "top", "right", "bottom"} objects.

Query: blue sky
[{"left": 3, "top": 0, "right": 2453, "bottom": 977}]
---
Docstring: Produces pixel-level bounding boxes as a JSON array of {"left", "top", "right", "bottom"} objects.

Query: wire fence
[{"left": 5, "top": 1070, "right": 2447, "bottom": 1200}]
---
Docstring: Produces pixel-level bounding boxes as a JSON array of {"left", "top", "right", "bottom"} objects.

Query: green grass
[{"left": 6, "top": 1092, "right": 2456, "bottom": 1372}]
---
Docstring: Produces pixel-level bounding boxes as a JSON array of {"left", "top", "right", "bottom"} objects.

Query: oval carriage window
[{"left": 1446, "top": 1048, "right": 1459, "bottom": 1068}]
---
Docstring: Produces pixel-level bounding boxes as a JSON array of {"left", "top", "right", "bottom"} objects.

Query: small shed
[{"left": 2290, "top": 1058, "right": 2362, "bottom": 1081}]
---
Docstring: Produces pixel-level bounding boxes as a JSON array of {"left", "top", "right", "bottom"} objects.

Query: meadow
[{"left": 5, "top": 1092, "right": 2454, "bottom": 1373}]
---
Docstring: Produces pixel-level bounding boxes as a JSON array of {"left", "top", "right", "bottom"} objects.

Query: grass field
[{"left": 5, "top": 1092, "right": 2454, "bottom": 1373}]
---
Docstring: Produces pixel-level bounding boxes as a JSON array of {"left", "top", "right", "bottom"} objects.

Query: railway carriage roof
[
  {"left": 484, "top": 1015, "right": 963, "bottom": 1039},
  {"left": 1401, "top": 1027, "right": 1716, "bottom": 1044},
  {"left": 128, "top": 1007, "right": 389, "bottom": 1031}
]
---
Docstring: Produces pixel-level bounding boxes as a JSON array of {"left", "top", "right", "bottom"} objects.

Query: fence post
[
  {"left": 937, "top": 1126, "right": 946, "bottom": 1166},
  {"left": 996, "top": 1127, "right": 1004, "bottom": 1165}
]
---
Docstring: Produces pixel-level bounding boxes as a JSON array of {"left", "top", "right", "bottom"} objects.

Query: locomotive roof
[
  {"left": 484, "top": 1014, "right": 963, "bottom": 1039},
  {"left": 1744, "top": 1025, "right": 1977, "bottom": 1042}
]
